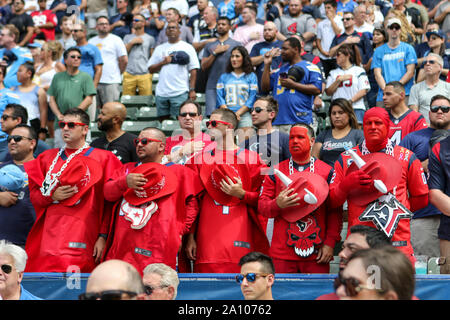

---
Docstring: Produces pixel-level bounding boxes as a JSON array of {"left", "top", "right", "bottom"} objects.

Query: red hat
[
  {"left": 123, "top": 162, "right": 177, "bottom": 206},
  {"left": 200, "top": 163, "right": 250, "bottom": 206},
  {"left": 57, "top": 157, "right": 103, "bottom": 206},
  {"left": 347, "top": 153, "right": 402, "bottom": 206},
  {"left": 275, "top": 170, "right": 329, "bottom": 222}
]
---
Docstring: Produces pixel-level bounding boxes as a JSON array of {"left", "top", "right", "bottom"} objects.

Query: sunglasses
[
  {"left": 58, "top": 121, "right": 87, "bottom": 129},
  {"left": 134, "top": 137, "right": 162, "bottom": 146},
  {"left": 7, "top": 135, "right": 33, "bottom": 143},
  {"left": 72, "top": 29, "right": 83, "bottom": 33},
  {"left": 78, "top": 290, "right": 137, "bottom": 300},
  {"left": 388, "top": 25, "right": 401, "bottom": 30},
  {"left": 424, "top": 60, "right": 437, "bottom": 65},
  {"left": 133, "top": 19, "right": 144, "bottom": 22},
  {"left": 251, "top": 107, "right": 270, "bottom": 113},
  {"left": 179, "top": 112, "right": 198, "bottom": 117},
  {"left": 235, "top": 273, "right": 269, "bottom": 284},
  {"left": 343, "top": 17, "right": 353, "bottom": 21},
  {"left": 1, "top": 264, "right": 13, "bottom": 274},
  {"left": 430, "top": 105, "right": 450, "bottom": 113},
  {"left": 69, "top": 55, "right": 81, "bottom": 59},
  {"left": 206, "top": 120, "right": 231, "bottom": 128},
  {"left": 1, "top": 114, "right": 16, "bottom": 121},
  {"left": 333, "top": 272, "right": 385, "bottom": 297}
]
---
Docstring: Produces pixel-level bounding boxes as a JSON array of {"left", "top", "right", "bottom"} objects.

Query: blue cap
[
  {"left": 27, "top": 42, "right": 42, "bottom": 48},
  {"left": 426, "top": 30, "right": 445, "bottom": 40},
  {"left": 0, "top": 164, "right": 25, "bottom": 192}
]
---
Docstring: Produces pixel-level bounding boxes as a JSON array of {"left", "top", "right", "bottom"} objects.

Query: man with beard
[
  {"left": 400, "top": 94, "right": 450, "bottom": 258},
  {"left": 329, "top": 107, "right": 429, "bottom": 263},
  {"left": 249, "top": 22, "right": 283, "bottom": 94},
  {"left": 201, "top": 16, "right": 241, "bottom": 117},
  {"left": 90, "top": 102, "right": 138, "bottom": 164}
]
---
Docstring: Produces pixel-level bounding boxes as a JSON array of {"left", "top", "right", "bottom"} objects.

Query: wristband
[
  {"left": 38, "top": 127, "right": 48, "bottom": 134},
  {"left": 212, "top": 51, "right": 217, "bottom": 57}
]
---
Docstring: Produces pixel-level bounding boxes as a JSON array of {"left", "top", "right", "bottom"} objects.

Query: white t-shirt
[
  {"left": 147, "top": 40, "right": 200, "bottom": 97},
  {"left": 354, "top": 22, "right": 374, "bottom": 35},
  {"left": 88, "top": 34, "right": 128, "bottom": 84},
  {"left": 161, "top": 0, "right": 189, "bottom": 16},
  {"left": 326, "top": 65, "right": 371, "bottom": 110},
  {"left": 317, "top": 16, "right": 344, "bottom": 60}
]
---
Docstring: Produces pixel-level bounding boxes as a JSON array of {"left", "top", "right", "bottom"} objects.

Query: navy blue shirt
[
  {"left": 330, "top": 30, "right": 373, "bottom": 65},
  {"left": 400, "top": 128, "right": 442, "bottom": 219},
  {"left": 242, "top": 130, "right": 291, "bottom": 167},
  {"left": 0, "top": 161, "right": 36, "bottom": 246},
  {"left": 250, "top": 40, "right": 284, "bottom": 94}
]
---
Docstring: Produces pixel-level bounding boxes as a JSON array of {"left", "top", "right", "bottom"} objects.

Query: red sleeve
[
  {"left": 241, "top": 152, "right": 267, "bottom": 207},
  {"left": 103, "top": 165, "right": 130, "bottom": 202},
  {"left": 414, "top": 115, "right": 428, "bottom": 131},
  {"left": 407, "top": 158, "right": 429, "bottom": 197},
  {"left": 322, "top": 202, "right": 343, "bottom": 248},
  {"left": 182, "top": 195, "right": 199, "bottom": 235},
  {"left": 329, "top": 157, "right": 347, "bottom": 208},
  {"left": 258, "top": 175, "right": 282, "bottom": 218}
]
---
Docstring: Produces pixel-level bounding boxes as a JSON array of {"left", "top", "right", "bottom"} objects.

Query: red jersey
[
  {"left": 258, "top": 158, "right": 342, "bottom": 261},
  {"left": 186, "top": 148, "right": 270, "bottom": 267},
  {"left": 30, "top": 10, "right": 57, "bottom": 41},
  {"left": 330, "top": 145, "right": 429, "bottom": 258},
  {"left": 388, "top": 109, "right": 427, "bottom": 146},
  {"left": 24, "top": 147, "right": 123, "bottom": 272},
  {"left": 102, "top": 162, "right": 203, "bottom": 273}
]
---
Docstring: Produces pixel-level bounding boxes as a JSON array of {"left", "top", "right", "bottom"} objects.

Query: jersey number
[
  {"left": 225, "top": 84, "right": 249, "bottom": 106},
  {"left": 391, "top": 130, "right": 402, "bottom": 146}
]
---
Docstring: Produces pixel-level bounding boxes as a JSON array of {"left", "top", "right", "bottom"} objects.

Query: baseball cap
[
  {"left": 387, "top": 18, "right": 402, "bottom": 28},
  {"left": 426, "top": 29, "right": 445, "bottom": 39}
]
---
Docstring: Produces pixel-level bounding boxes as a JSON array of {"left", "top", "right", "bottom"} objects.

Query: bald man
[
  {"left": 91, "top": 102, "right": 139, "bottom": 163},
  {"left": 249, "top": 22, "right": 283, "bottom": 94},
  {"left": 80, "top": 259, "right": 146, "bottom": 300}
]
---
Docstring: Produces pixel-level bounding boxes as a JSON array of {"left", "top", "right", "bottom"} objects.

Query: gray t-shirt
[
  {"left": 203, "top": 38, "right": 241, "bottom": 90},
  {"left": 408, "top": 80, "right": 450, "bottom": 124},
  {"left": 274, "top": 13, "right": 317, "bottom": 52},
  {"left": 316, "top": 128, "right": 364, "bottom": 167},
  {"left": 123, "top": 33, "right": 155, "bottom": 75}
]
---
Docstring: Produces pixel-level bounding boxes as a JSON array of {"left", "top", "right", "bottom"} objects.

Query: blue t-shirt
[
  {"left": 250, "top": 40, "right": 283, "bottom": 94},
  {"left": 0, "top": 161, "right": 36, "bottom": 246},
  {"left": 0, "top": 47, "right": 33, "bottom": 88},
  {"left": 371, "top": 42, "right": 417, "bottom": 101},
  {"left": 336, "top": 0, "right": 357, "bottom": 15},
  {"left": 330, "top": 31, "right": 373, "bottom": 65},
  {"left": 270, "top": 61, "right": 323, "bottom": 125},
  {"left": 20, "top": 285, "right": 43, "bottom": 300},
  {"left": 216, "top": 72, "right": 258, "bottom": 112},
  {"left": 76, "top": 43, "right": 104, "bottom": 79},
  {"left": 400, "top": 128, "right": 442, "bottom": 219},
  {"left": 217, "top": 0, "right": 236, "bottom": 20}
]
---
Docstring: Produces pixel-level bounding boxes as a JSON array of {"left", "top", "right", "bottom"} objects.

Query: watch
[
  {"left": 212, "top": 51, "right": 217, "bottom": 57},
  {"left": 38, "top": 127, "right": 48, "bottom": 134}
]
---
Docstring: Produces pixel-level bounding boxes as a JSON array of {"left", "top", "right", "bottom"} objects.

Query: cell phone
[
  {"left": 151, "top": 2, "right": 158, "bottom": 12},
  {"left": 279, "top": 72, "right": 288, "bottom": 79}
]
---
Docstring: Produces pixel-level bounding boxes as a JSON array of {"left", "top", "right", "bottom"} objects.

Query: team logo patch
[
  {"left": 359, "top": 194, "right": 412, "bottom": 239},
  {"left": 286, "top": 216, "right": 321, "bottom": 257},
  {"left": 120, "top": 198, "right": 158, "bottom": 229}
]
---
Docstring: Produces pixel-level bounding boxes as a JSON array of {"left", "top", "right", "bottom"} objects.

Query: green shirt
[{"left": 48, "top": 70, "right": 97, "bottom": 114}]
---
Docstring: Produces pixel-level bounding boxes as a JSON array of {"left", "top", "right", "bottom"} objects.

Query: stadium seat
[
  {"left": 428, "top": 257, "right": 446, "bottom": 274},
  {"left": 122, "top": 120, "right": 161, "bottom": 135},
  {"left": 120, "top": 95, "right": 154, "bottom": 108},
  {"left": 161, "top": 119, "right": 181, "bottom": 135},
  {"left": 196, "top": 93, "right": 206, "bottom": 104},
  {"left": 89, "top": 122, "right": 102, "bottom": 138},
  {"left": 126, "top": 107, "right": 139, "bottom": 121},
  {"left": 329, "top": 256, "right": 340, "bottom": 274},
  {"left": 138, "top": 107, "right": 158, "bottom": 121}
]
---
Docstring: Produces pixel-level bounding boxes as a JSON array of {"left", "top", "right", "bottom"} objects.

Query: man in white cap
[{"left": 371, "top": 17, "right": 417, "bottom": 107}]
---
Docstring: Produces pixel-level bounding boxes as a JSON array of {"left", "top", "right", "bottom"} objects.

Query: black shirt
[
  {"left": 91, "top": 132, "right": 138, "bottom": 164},
  {"left": 7, "top": 13, "right": 34, "bottom": 43}
]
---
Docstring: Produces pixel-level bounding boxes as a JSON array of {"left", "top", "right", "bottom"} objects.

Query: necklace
[
  {"left": 289, "top": 156, "right": 315, "bottom": 175},
  {"left": 40, "top": 143, "right": 90, "bottom": 196},
  {"left": 361, "top": 139, "right": 394, "bottom": 157}
]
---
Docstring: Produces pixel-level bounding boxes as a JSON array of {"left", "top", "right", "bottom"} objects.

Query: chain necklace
[
  {"left": 289, "top": 156, "right": 315, "bottom": 175},
  {"left": 361, "top": 139, "right": 394, "bottom": 157},
  {"left": 40, "top": 143, "right": 90, "bottom": 196}
]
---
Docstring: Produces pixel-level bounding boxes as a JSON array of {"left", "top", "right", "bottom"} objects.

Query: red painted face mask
[
  {"left": 363, "top": 116, "right": 389, "bottom": 152},
  {"left": 289, "top": 126, "right": 311, "bottom": 163}
]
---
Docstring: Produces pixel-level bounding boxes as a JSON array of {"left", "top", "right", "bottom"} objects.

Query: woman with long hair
[
  {"left": 216, "top": 46, "right": 258, "bottom": 140},
  {"left": 325, "top": 43, "right": 370, "bottom": 126},
  {"left": 365, "top": 26, "right": 387, "bottom": 108},
  {"left": 311, "top": 98, "right": 364, "bottom": 167}
]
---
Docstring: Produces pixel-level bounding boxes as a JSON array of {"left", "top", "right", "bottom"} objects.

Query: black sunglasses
[
  {"left": 179, "top": 112, "right": 198, "bottom": 117},
  {"left": 424, "top": 60, "right": 437, "bottom": 65},
  {"left": 388, "top": 25, "right": 401, "bottom": 30},
  {"left": 343, "top": 17, "right": 353, "bottom": 21},
  {"left": 7, "top": 135, "right": 33, "bottom": 143},
  {"left": 333, "top": 271, "right": 385, "bottom": 297},
  {"left": 78, "top": 290, "right": 137, "bottom": 300},
  {"left": 251, "top": 107, "right": 271, "bottom": 113},
  {"left": 1, "top": 264, "right": 13, "bottom": 274},
  {"left": 134, "top": 137, "right": 162, "bottom": 146},
  {"left": 1, "top": 115, "right": 16, "bottom": 121},
  {"left": 235, "top": 273, "right": 269, "bottom": 284},
  {"left": 430, "top": 105, "right": 450, "bottom": 113}
]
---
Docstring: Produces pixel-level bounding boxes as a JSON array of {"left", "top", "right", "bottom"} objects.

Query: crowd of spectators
[{"left": 0, "top": 0, "right": 449, "bottom": 301}]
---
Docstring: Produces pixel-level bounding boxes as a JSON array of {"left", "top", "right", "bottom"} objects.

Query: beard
[
  {"left": 433, "top": 120, "right": 450, "bottom": 130},
  {"left": 98, "top": 118, "right": 114, "bottom": 132}
]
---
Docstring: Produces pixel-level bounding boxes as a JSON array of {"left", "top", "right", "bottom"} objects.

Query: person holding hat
[
  {"left": 185, "top": 108, "right": 269, "bottom": 273},
  {"left": 23, "top": 108, "right": 123, "bottom": 273},
  {"left": 258, "top": 123, "right": 342, "bottom": 273},
  {"left": 0, "top": 124, "right": 37, "bottom": 247},
  {"left": 371, "top": 17, "right": 417, "bottom": 107},
  {"left": 329, "top": 107, "right": 429, "bottom": 263},
  {"left": 102, "top": 127, "right": 203, "bottom": 274}
]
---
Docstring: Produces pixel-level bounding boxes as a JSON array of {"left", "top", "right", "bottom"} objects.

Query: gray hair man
[{"left": 143, "top": 263, "right": 180, "bottom": 300}]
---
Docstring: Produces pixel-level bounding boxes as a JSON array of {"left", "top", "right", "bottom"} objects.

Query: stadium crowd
[{"left": 0, "top": 0, "right": 449, "bottom": 300}]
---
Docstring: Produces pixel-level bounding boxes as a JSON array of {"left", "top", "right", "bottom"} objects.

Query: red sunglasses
[
  {"left": 134, "top": 137, "right": 162, "bottom": 146},
  {"left": 58, "top": 121, "right": 87, "bottom": 129},
  {"left": 206, "top": 120, "right": 231, "bottom": 128}
]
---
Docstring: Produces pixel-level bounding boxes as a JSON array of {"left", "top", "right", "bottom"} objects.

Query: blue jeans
[{"left": 156, "top": 92, "right": 189, "bottom": 120}]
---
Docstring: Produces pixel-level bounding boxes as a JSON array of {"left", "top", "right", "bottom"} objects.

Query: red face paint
[
  {"left": 363, "top": 116, "right": 389, "bottom": 152},
  {"left": 289, "top": 126, "right": 311, "bottom": 163}
]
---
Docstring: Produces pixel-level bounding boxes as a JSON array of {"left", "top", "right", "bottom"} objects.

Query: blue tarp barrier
[{"left": 22, "top": 273, "right": 450, "bottom": 300}]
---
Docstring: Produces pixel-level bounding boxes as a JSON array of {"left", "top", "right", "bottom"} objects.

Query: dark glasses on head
[
  {"left": 235, "top": 273, "right": 269, "bottom": 284},
  {"left": 251, "top": 107, "right": 270, "bottom": 113},
  {"left": 333, "top": 272, "right": 385, "bottom": 297},
  {"left": 58, "top": 121, "right": 87, "bottom": 129},
  {"left": 7, "top": 135, "right": 33, "bottom": 143},
  {"left": 78, "top": 290, "right": 137, "bottom": 300},
  {"left": 179, "top": 112, "right": 198, "bottom": 117},
  {"left": 1, "top": 264, "right": 13, "bottom": 274},
  {"left": 206, "top": 120, "right": 231, "bottom": 128},
  {"left": 388, "top": 25, "right": 401, "bottom": 30},
  {"left": 1, "top": 115, "right": 15, "bottom": 121},
  {"left": 134, "top": 137, "right": 162, "bottom": 146},
  {"left": 430, "top": 105, "right": 450, "bottom": 113}
]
